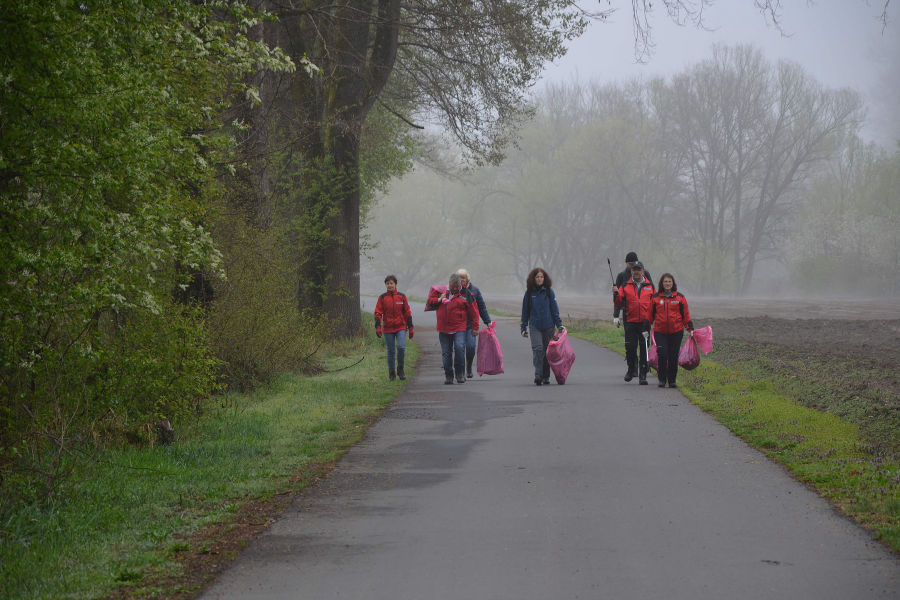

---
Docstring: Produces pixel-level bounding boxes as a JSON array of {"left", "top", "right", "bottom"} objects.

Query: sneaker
[
  {"left": 456, "top": 376, "right": 466, "bottom": 384},
  {"left": 534, "top": 378, "right": 542, "bottom": 386},
  {"left": 542, "top": 378, "right": 550, "bottom": 385},
  {"left": 466, "top": 369, "right": 473, "bottom": 378},
  {"left": 444, "top": 375, "right": 454, "bottom": 385},
  {"left": 668, "top": 383, "right": 677, "bottom": 389},
  {"left": 658, "top": 381, "right": 666, "bottom": 388},
  {"left": 639, "top": 379, "right": 648, "bottom": 386}
]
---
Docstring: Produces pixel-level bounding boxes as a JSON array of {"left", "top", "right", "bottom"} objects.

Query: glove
[
  {"left": 613, "top": 317, "right": 620, "bottom": 328},
  {"left": 408, "top": 327, "right": 414, "bottom": 339},
  {"left": 641, "top": 331, "right": 649, "bottom": 340},
  {"left": 558, "top": 326, "right": 566, "bottom": 333},
  {"left": 375, "top": 326, "right": 382, "bottom": 338},
  {"left": 521, "top": 330, "right": 528, "bottom": 338}
]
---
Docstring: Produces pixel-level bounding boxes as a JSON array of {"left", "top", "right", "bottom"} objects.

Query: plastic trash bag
[
  {"left": 678, "top": 333, "right": 701, "bottom": 370},
  {"left": 546, "top": 329, "right": 576, "bottom": 384},
  {"left": 424, "top": 285, "right": 448, "bottom": 311},
  {"left": 476, "top": 321, "right": 504, "bottom": 375},
  {"left": 692, "top": 325, "right": 714, "bottom": 354},
  {"left": 647, "top": 331, "right": 658, "bottom": 370}
]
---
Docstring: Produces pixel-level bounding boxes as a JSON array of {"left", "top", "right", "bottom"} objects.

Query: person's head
[
  {"left": 630, "top": 261, "right": 645, "bottom": 282},
  {"left": 527, "top": 268, "right": 552, "bottom": 290},
  {"left": 456, "top": 268, "right": 470, "bottom": 287},
  {"left": 384, "top": 274, "right": 397, "bottom": 292},
  {"left": 625, "top": 251, "right": 638, "bottom": 267},
  {"left": 448, "top": 273, "right": 462, "bottom": 294},
  {"left": 658, "top": 273, "right": 677, "bottom": 293}
]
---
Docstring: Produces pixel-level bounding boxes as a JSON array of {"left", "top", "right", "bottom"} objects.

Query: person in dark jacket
[
  {"left": 613, "top": 261, "right": 656, "bottom": 384},
  {"left": 374, "top": 275, "right": 414, "bottom": 381},
  {"left": 457, "top": 268, "right": 492, "bottom": 378},
  {"left": 650, "top": 273, "right": 693, "bottom": 388},
  {"left": 613, "top": 251, "right": 652, "bottom": 328},
  {"left": 521, "top": 268, "right": 565, "bottom": 386},
  {"left": 427, "top": 273, "right": 479, "bottom": 384}
]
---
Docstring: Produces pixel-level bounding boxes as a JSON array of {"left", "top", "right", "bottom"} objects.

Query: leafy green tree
[
  {"left": 251, "top": 0, "right": 593, "bottom": 336},
  {"left": 0, "top": 1, "right": 291, "bottom": 497}
]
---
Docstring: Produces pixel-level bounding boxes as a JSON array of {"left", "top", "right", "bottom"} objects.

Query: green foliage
[
  {"left": 0, "top": 1, "right": 293, "bottom": 498},
  {"left": 206, "top": 206, "right": 333, "bottom": 390},
  {"left": 0, "top": 315, "right": 413, "bottom": 600}
]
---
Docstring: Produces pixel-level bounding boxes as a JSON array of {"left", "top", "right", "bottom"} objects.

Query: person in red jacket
[
  {"left": 427, "top": 273, "right": 479, "bottom": 384},
  {"left": 650, "top": 273, "right": 693, "bottom": 388},
  {"left": 613, "top": 261, "right": 656, "bottom": 384},
  {"left": 374, "top": 275, "right": 414, "bottom": 381}
]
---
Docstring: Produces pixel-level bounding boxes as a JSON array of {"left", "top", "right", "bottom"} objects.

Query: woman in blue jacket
[{"left": 521, "top": 268, "right": 565, "bottom": 386}]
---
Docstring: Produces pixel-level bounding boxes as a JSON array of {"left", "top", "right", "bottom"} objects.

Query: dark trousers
[
  {"left": 624, "top": 322, "right": 649, "bottom": 374},
  {"left": 655, "top": 330, "right": 684, "bottom": 385}
]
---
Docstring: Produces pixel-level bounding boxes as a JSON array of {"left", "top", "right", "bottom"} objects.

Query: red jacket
[
  {"left": 650, "top": 292, "right": 692, "bottom": 334},
  {"left": 427, "top": 289, "right": 479, "bottom": 334},
  {"left": 614, "top": 278, "right": 656, "bottom": 324},
  {"left": 374, "top": 291, "right": 412, "bottom": 333}
]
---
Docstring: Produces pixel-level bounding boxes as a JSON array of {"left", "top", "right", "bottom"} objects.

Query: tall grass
[{"left": 0, "top": 317, "right": 416, "bottom": 599}]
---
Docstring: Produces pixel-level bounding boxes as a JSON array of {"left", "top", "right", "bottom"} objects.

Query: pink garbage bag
[
  {"left": 678, "top": 334, "right": 701, "bottom": 370},
  {"left": 476, "top": 321, "right": 504, "bottom": 375},
  {"left": 546, "top": 329, "right": 576, "bottom": 384},
  {"left": 423, "top": 285, "right": 448, "bottom": 312},
  {"left": 647, "top": 331, "right": 658, "bottom": 370},
  {"left": 691, "top": 325, "right": 714, "bottom": 354}
]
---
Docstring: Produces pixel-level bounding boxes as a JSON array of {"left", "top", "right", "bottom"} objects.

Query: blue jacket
[
  {"left": 521, "top": 286, "right": 562, "bottom": 332},
  {"left": 463, "top": 283, "right": 491, "bottom": 328}
]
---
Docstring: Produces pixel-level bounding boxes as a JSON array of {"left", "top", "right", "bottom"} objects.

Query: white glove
[
  {"left": 521, "top": 330, "right": 528, "bottom": 338},
  {"left": 641, "top": 331, "right": 649, "bottom": 340},
  {"left": 613, "top": 317, "right": 620, "bottom": 328}
]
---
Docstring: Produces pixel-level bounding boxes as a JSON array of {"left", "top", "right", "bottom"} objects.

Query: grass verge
[
  {"left": 570, "top": 320, "right": 900, "bottom": 554},
  {"left": 1, "top": 318, "right": 416, "bottom": 600}
]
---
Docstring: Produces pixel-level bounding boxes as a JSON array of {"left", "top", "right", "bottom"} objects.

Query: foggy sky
[{"left": 539, "top": 0, "right": 898, "bottom": 147}]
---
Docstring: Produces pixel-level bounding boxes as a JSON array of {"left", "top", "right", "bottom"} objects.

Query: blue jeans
[
  {"left": 464, "top": 327, "right": 477, "bottom": 371},
  {"left": 439, "top": 331, "right": 466, "bottom": 378},
  {"left": 383, "top": 330, "right": 407, "bottom": 372}
]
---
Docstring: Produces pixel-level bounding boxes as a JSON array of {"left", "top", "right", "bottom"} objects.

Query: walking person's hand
[
  {"left": 521, "top": 330, "right": 528, "bottom": 338},
  {"left": 613, "top": 317, "right": 620, "bottom": 328}
]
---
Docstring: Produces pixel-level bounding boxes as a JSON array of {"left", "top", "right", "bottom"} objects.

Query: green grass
[
  {"left": 0, "top": 319, "right": 417, "bottom": 600},
  {"left": 570, "top": 320, "right": 900, "bottom": 553}
]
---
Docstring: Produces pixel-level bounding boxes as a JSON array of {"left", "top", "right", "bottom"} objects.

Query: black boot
[
  {"left": 534, "top": 377, "right": 542, "bottom": 386},
  {"left": 624, "top": 364, "right": 635, "bottom": 382},
  {"left": 398, "top": 365, "right": 406, "bottom": 380},
  {"left": 444, "top": 374, "right": 454, "bottom": 385},
  {"left": 466, "top": 357, "right": 474, "bottom": 378},
  {"left": 638, "top": 368, "right": 648, "bottom": 385},
  {"left": 389, "top": 370, "right": 396, "bottom": 381}
]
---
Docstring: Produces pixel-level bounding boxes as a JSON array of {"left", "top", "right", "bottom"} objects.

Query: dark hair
[
  {"left": 526, "top": 268, "right": 552, "bottom": 290},
  {"left": 657, "top": 272, "right": 677, "bottom": 292},
  {"left": 384, "top": 274, "right": 397, "bottom": 284}
]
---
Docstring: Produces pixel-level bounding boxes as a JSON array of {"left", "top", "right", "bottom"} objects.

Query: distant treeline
[{"left": 365, "top": 45, "right": 900, "bottom": 298}]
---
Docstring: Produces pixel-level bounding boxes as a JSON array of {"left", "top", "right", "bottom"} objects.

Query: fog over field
[{"left": 363, "top": 1, "right": 899, "bottom": 301}]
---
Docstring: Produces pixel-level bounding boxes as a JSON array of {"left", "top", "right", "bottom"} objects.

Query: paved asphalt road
[{"left": 201, "top": 306, "right": 899, "bottom": 600}]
